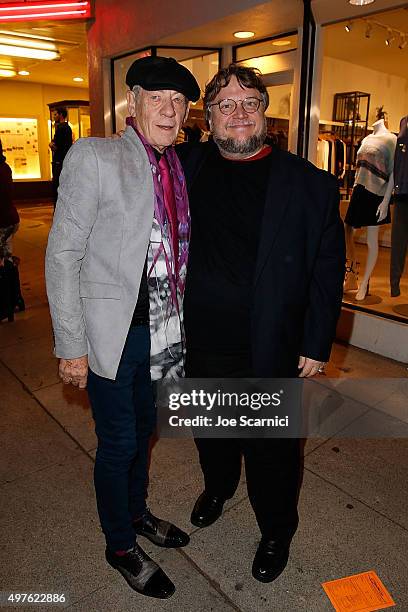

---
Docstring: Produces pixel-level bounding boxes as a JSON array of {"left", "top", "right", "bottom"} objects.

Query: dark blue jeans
[{"left": 87, "top": 325, "right": 156, "bottom": 551}]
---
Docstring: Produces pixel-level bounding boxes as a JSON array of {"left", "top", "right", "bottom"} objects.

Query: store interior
[
  {"left": 315, "top": 7, "right": 408, "bottom": 321},
  {"left": 0, "top": 19, "right": 89, "bottom": 195}
]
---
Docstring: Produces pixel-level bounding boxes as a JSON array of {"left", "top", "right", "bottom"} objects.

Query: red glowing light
[{"left": 0, "top": 1, "right": 91, "bottom": 22}]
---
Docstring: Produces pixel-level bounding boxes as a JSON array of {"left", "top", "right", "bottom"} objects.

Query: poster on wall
[{"left": 0, "top": 118, "right": 41, "bottom": 180}]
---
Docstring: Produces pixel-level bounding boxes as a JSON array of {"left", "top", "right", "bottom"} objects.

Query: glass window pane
[
  {"left": 266, "top": 84, "right": 292, "bottom": 119},
  {"left": 156, "top": 48, "right": 220, "bottom": 108},
  {"left": 113, "top": 49, "right": 152, "bottom": 131},
  {"left": 235, "top": 33, "right": 298, "bottom": 63}
]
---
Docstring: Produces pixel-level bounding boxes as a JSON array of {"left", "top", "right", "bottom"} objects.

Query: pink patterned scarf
[{"left": 126, "top": 116, "right": 190, "bottom": 310}]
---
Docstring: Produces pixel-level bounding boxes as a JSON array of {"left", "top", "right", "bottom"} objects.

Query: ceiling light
[
  {"left": 399, "top": 36, "right": 407, "bottom": 50},
  {"left": 349, "top": 0, "right": 375, "bottom": 5},
  {"left": 0, "top": 43, "right": 59, "bottom": 59},
  {"left": 73, "top": 76, "right": 84, "bottom": 82},
  {"left": 0, "top": 33, "right": 56, "bottom": 50},
  {"left": 345, "top": 22, "right": 352, "bottom": 33},
  {"left": 233, "top": 31, "right": 255, "bottom": 39},
  {"left": 0, "top": 68, "right": 16, "bottom": 77},
  {"left": 18, "top": 70, "right": 30, "bottom": 75},
  {"left": 272, "top": 40, "right": 291, "bottom": 47}
]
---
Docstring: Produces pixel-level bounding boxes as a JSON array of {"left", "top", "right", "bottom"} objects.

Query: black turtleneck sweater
[{"left": 183, "top": 145, "right": 272, "bottom": 356}]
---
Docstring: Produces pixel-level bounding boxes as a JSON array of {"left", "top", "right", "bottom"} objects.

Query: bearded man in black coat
[{"left": 176, "top": 64, "right": 345, "bottom": 584}]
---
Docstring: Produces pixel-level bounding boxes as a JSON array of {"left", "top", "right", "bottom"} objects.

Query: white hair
[{"left": 131, "top": 84, "right": 142, "bottom": 100}]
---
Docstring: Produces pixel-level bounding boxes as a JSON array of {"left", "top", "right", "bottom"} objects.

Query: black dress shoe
[
  {"left": 252, "top": 538, "right": 291, "bottom": 583},
  {"left": 190, "top": 491, "right": 226, "bottom": 528},
  {"left": 106, "top": 543, "right": 175, "bottom": 599},
  {"left": 134, "top": 509, "right": 190, "bottom": 548}
]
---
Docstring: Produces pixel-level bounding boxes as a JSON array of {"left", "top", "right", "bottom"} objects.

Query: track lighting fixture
[
  {"left": 399, "top": 36, "right": 407, "bottom": 50},
  {"left": 385, "top": 30, "right": 395, "bottom": 46},
  {"left": 343, "top": 18, "right": 408, "bottom": 51}
]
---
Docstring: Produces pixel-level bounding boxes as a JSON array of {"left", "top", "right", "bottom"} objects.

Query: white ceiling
[{"left": 324, "top": 8, "right": 408, "bottom": 80}]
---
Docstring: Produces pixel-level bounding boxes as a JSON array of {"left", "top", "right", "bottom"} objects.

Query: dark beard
[{"left": 213, "top": 128, "right": 267, "bottom": 157}]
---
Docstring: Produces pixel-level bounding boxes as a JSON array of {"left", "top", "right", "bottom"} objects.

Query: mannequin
[
  {"left": 343, "top": 119, "right": 397, "bottom": 300},
  {"left": 390, "top": 115, "right": 408, "bottom": 297}
]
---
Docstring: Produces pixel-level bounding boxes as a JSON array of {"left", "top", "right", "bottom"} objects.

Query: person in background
[
  {"left": 0, "top": 139, "right": 25, "bottom": 319},
  {"left": 0, "top": 139, "right": 19, "bottom": 263},
  {"left": 49, "top": 107, "right": 73, "bottom": 208}
]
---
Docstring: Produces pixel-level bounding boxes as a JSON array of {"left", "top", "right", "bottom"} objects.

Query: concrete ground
[{"left": 1, "top": 203, "right": 407, "bottom": 612}]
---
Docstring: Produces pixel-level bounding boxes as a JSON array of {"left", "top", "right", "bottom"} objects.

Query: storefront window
[
  {"left": 315, "top": 11, "right": 408, "bottom": 321},
  {"left": 48, "top": 101, "right": 90, "bottom": 143},
  {"left": 234, "top": 34, "right": 298, "bottom": 63},
  {"left": 112, "top": 48, "right": 152, "bottom": 133},
  {"left": 0, "top": 117, "right": 40, "bottom": 180},
  {"left": 47, "top": 101, "right": 90, "bottom": 178},
  {"left": 111, "top": 46, "right": 220, "bottom": 134},
  {"left": 234, "top": 33, "right": 298, "bottom": 151}
]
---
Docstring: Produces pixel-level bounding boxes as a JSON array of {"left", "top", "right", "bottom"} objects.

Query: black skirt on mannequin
[{"left": 344, "top": 184, "right": 391, "bottom": 228}]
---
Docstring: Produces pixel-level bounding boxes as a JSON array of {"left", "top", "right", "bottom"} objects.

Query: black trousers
[
  {"left": 185, "top": 349, "right": 301, "bottom": 542},
  {"left": 87, "top": 325, "right": 156, "bottom": 551},
  {"left": 51, "top": 162, "right": 62, "bottom": 208}
]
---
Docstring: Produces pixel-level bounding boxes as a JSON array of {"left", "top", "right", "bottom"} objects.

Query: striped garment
[{"left": 354, "top": 132, "right": 397, "bottom": 197}]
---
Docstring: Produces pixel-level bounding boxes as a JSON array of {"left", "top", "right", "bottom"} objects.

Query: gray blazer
[{"left": 45, "top": 126, "right": 154, "bottom": 380}]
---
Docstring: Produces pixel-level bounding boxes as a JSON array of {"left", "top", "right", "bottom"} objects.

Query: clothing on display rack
[
  {"left": 316, "top": 134, "right": 346, "bottom": 180},
  {"left": 268, "top": 129, "right": 288, "bottom": 151},
  {"left": 390, "top": 116, "right": 408, "bottom": 297}
]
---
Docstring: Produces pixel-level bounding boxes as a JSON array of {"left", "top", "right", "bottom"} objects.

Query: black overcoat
[{"left": 176, "top": 141, "right": 346, "bottom": 377}]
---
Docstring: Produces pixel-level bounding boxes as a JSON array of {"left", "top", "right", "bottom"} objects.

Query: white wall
[{"left": 320, "top": 56, "right": 408, "bottom": 133}]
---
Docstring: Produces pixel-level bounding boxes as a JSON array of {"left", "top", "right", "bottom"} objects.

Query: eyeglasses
[{"left": 208, "top": 97, "right": 263, "bottom": 116}]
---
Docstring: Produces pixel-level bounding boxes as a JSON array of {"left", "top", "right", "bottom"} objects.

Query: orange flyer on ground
[{"left": 322, "top": 570, "right": 396, "bottom": 612}]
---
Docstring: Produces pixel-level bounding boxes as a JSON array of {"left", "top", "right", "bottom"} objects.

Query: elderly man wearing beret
[{"left": 45, "top": 56, "right": 200, "bottom": 599}]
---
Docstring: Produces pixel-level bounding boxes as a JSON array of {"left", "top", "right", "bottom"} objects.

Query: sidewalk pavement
[{"left": 0, "top": 203, "right": 407, "bottom": 611}]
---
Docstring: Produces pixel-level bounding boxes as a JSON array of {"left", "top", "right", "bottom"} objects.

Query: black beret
[{"left": 126, "top": 56, "right": 201, "bottom": 102}]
